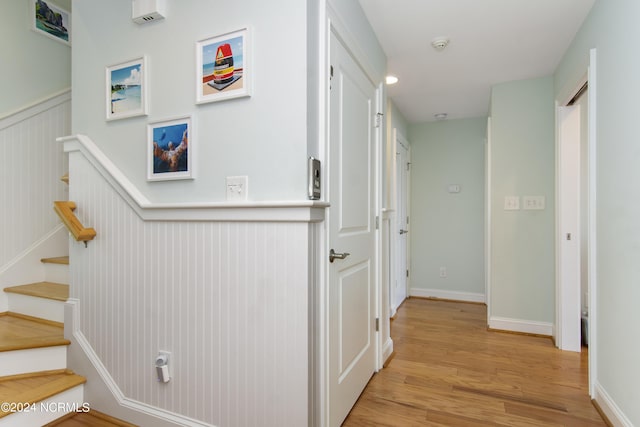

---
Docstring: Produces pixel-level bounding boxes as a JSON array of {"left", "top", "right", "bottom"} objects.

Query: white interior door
[
  {"left": 557, "top": 104, "right": 582, "bottom": 352},
  {"left": 394, "top": 133, "right": 409, "bottom": 311},
  {"left": 328, "top": 31, "right": 377, "bottom": 426}
]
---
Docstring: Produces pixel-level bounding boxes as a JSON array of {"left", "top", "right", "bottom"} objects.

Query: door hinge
[
  {"left": 375, "top": 215, "right": 379, "bottom": 230},
  {"left": 375, "top": 112, "right": 384, "bottom": 128},
  {"left": 407, "top": 162, "right": 411, "bottom": 171},
  {"left": 406, "top": 269, "right": 409, "bottom": 278},
  {"left": 329, "top": 65, "right": 333, "bottom": 90},
  {"left": 375, "top": 317, "right": 379, "bottom": 332}
]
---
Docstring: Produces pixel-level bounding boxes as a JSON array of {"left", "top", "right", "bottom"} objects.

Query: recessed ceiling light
[
  {"left": 385, "top": 75, "right": 399, "bottom": 85},
  {"left": 434, "top": 113, "right": 448, "bottom": 120}
]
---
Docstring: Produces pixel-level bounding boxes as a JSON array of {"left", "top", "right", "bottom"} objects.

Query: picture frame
[
  {"left": 147, "top": 116, "right": 194, "bottom": 181},
  {"left": 106, "top": 57, "right": 148, "bottom": 121},
  {"left": 30, "top": 0, "right": 71, "bottom": 46},
  {"left": 196, "top": 27, "right": 251, "bottom": 104}
]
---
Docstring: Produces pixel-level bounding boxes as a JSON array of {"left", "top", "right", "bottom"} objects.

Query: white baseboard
[
  {"left": 594, "top": 381, "right": 633, "bottom": 427},
  {"left": 410, "top": 287, "right": 485, "bottom": 303},
  {"left": 382, "top": 337, "right": 393, "bottom": 367},
  {"left": 488, "top": 316, "right": 553, "bottom": 336}
]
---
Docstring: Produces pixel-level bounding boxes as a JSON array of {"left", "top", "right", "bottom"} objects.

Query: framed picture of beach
[
  {"left": 30, "top": 0, "right": 71, "bottom": 46},
  {"left": 196, "top": 27, "right": 251, "bottom": 104},
  {"left": 106, "top": 57, "right": 147, "bottom": 121},
  {"left": 147, "top": 116, "right": 194, "bottom": 181}
]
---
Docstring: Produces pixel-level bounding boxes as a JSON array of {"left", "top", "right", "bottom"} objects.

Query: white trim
[
  {"left": 61, "top": 134, "right": 328, "bottom": 223},
  {"left": 488, "top": 316, "right": 553, "bottom": 336},
  {"left": 0, "top": 89, "right": 71, "bottom": 129},
  {"left": 382, "top": 337, "right": 393, "bottom": 365},
  {"left": 67, "top": 299, "right": 215, "bottom": 427},
  {"left": 410, "top": 287, "right": 485, "bottom": 304},
  {"left": 587, "top": 48, "right": 598, "bottom": 397},
  {"left": 485, "top": 117, "right": 492, "bottom": 321},
  {"left": 593, "top": 382, "right": 633, "bottom": 427}
]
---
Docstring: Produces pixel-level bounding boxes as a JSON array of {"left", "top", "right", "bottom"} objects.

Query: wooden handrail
[{"left": 53, "top": 201, "right": 96, "bottom": 245}]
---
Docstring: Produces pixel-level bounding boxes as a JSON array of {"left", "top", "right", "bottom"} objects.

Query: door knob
[
  {"left": 399, "top": 229, "right": 408, "bottom": 235},
  {"left": 329, "top": 249, "right": 350, "bottom": 263}
]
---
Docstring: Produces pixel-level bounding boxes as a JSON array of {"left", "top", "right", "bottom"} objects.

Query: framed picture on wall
[
  {"left": 30, "top": 0, "right": 71, "bottom": 46},
  {"left": 106, "top": 57, "right": 148, "bottom": 121},
  {"left": 147, "top": 116, "right": 194, "bottom": 181},
  {"left": 196, "top": 27, "right": 251, "bottom": 104}
]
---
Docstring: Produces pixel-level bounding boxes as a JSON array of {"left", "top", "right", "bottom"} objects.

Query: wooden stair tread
[
  {"left": 4, "top": 282, "right": 69, "bottom": 301},
  {"left": 46, "top": 410, "right": 138, "bottom": 427},
  {"left": 0, "top": 370, "right": 86, "bottom": 419},
  {"left": 0, "top": 313, "right": 68, "bottom": 352},
  {"left": 41, "top": 256, "right": 70, "bottom": 265}
]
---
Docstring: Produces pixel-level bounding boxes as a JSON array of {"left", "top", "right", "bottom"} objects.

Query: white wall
[
  {"left": 72, "top": 0, "right": 309, "bottom": 203},
  {"left": 408, "top": 118, "right": 486, "bottom": 301},
  {"left": 489, "top": 76, "right": 555, "bottom": 331},
  {"left": 0, "top": 0, "right": 71, "bottom": 116},
  {"left": 555, "top": 1, "right": 640, "bottom": 424}
]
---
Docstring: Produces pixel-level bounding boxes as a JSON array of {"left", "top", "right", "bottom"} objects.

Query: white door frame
[{"left": 554, "top": 49, "right": 598, "bottom": 396}]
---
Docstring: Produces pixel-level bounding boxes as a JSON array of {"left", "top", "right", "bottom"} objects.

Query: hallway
[{"left": 343, "top": 298, "right": 605, "bottom": 426}]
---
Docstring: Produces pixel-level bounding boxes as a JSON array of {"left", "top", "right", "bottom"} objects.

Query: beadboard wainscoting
[
  {"left": 64, "top": 136, "right": 325, "bottom": 426},
  {"left": 0, "top": 91, "right": 70, "bottom": 310}
]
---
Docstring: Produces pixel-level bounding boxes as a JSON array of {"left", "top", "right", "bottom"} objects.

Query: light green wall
[
  {"left": 489, "top": 76, "right": 555, "bottom": 323},
  {"left": 556, "top": 1, "right": 640, "bottom": 423},
  {"left": 0, "top": 0, "right": 71, "bottom": 116},
  {"left": 408, "top": 118, "right": 486, "bottom": 296},
  {"left": 72, "top": 0, "right": 309, "bottom": 203}
]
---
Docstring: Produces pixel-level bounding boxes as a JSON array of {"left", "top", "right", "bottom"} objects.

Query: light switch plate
[
  {"left": 226, "top": 176, "right": 248, "bottom": 201},
  {"left": 522, "top": 196, "right": 545, "bottom": 210},
  {"left": 504, "top": 196, "right": 520, "bottom": 210}
]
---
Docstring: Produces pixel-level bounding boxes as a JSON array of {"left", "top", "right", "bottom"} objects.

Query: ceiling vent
[
  {"left": 132, "top": 0, "right": 166, "bottom": 24},
  {"left": 431, "top": 37, "right": 450, "bottom": 51}
]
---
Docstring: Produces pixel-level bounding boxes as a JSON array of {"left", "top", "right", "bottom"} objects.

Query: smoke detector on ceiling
[{"left": 431, "top": 37, "right": 450, "bottom": 51}]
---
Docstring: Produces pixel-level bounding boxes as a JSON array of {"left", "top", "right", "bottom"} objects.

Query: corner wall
[{"left": 489, "top": 76, "right": 555, "bottom": 333}]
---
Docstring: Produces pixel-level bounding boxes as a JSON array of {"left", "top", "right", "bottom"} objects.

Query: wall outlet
[
  {"left": 155, "top": 350, "right": 171, "bottom": 383},
  {"left": 439, "top": 267, "right": 447, "bottom": 278},
  {"left": 226, "top": 176, "right": 248, "bottom": 201}
]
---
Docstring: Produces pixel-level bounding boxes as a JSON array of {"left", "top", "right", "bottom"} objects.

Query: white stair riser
[
  {"left": 0, "top": 346, "right": 67, "bottom": 377},
  {"left": 6, "top": 293, "right": 65, "bottom": 323},
  {"left": 44, "top": 263, "right": 69, "bottom": 285},
  {"left": 0, "top": 384, "right": 84, "bottom": 427}
]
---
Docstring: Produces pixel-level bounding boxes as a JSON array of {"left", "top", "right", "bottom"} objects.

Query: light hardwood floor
[{"left": 343, "top": 298, "right": 606, "bottom": 426}]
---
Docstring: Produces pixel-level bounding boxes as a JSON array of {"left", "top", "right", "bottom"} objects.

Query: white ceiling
[{"left": 358, "top": 0, "right": 596, "bottom": 123}]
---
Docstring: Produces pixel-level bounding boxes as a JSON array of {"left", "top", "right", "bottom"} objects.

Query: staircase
[{"left": 0, "top": 256, "right": 87, "bottom": 426}]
